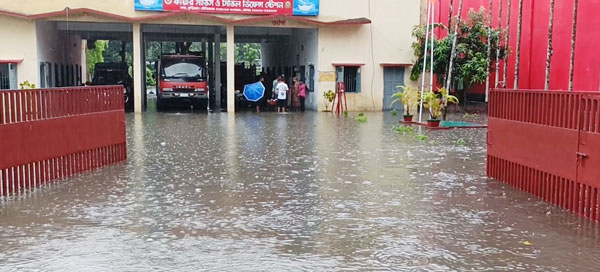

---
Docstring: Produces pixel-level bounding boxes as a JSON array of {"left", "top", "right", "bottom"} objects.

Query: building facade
[{"left": 0, "top": 0, "right": 421, "bottom": 113}]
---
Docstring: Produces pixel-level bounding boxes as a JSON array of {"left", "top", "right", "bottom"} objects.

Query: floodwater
[{"left": 1, "top": 111, "right": 599, "bottom": 271}]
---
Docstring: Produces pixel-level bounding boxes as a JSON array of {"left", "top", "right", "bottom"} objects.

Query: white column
[
  {"left": 226, "top": 25, "right": 235, "bottom": 113},
  {"left": 214, "top": 32, "right": 221, "bottom": 110},
  {"left": 133, "top": 23, "right": 143, "bottom": 113},
  {"left": 81, "top": 40, "right": 88, "bottom": 84}
]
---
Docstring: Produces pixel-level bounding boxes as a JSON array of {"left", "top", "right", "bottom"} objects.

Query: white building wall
[
  {"left": 316, "top": 0, "right": 420, "bottom": 112},
  {"left": 0, "top": 16, "right": 38, "bottom": 88}
]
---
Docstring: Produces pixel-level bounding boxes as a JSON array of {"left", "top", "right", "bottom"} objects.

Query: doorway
[{"left": 383, "top": 67, "right": 405, "bottom": 111}]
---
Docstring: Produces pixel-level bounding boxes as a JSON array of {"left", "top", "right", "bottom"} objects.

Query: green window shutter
[{"left": 356, "top": 67, "right": 361, "bottom": 93}]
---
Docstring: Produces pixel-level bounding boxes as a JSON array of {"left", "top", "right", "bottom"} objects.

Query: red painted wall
[{"left": 432, "top": 0, "right": 600, "bottom": 92}]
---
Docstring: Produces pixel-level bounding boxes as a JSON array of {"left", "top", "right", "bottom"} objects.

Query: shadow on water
[{"left": 0, "top": 111, "right": 599, "bottom": 271}]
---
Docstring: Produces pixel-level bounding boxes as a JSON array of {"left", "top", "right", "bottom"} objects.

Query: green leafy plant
[
  {"left": 393, "top": 125, "right": 415, "bottom": 134},
  {"left": 422, "top": 88, "right": 459, "bottom": 120},
  {"left": 324, "top": 90, "right": 336, "bottom": 111},
  {"left": 19, "top": 80, "right": 36, "bottom": 89},
  {"left": 355, "top": 113, "right": 367, "bottom": 123},
  {"left": 415, "top": 134, "right": 428, "bottom": 141},
  {"left": 390, "top": 86, "right": 420, "bottom": 117},
  {"left": 343, "top": 110, "right": 349, "bottom": 117},
  {"left": 464, "top": 113, "right": 479, "bottom": 119},
  {"left": 457, "top": 138, "right": 467, "bottom": 146},
  {"left": 391, "top": 109, "right": 398, "bottom": 116}
]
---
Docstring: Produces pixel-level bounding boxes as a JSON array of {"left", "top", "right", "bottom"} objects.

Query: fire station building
[{"left": 0, "top": 0, "right": 420, "bottom": 113}]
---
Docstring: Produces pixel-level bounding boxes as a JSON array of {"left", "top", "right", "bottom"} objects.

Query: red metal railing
[
  {"left": 488, "top": 89, "right": 600, "bottom": 222},
  {"left": 0, "top": 86, "right": 126, "bottom": 196}
]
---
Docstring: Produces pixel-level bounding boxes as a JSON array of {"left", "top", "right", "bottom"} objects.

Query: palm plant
[
  {"left": 423, "top": 88, "right": 459, "bottom": 120},
  {"left": 390, "top": 86, "right": 420, "bottom": 117}
]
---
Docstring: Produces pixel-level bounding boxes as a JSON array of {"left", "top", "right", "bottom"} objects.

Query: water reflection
[{"left": 0, "top": 112, "right": 599, "bottom": 271}]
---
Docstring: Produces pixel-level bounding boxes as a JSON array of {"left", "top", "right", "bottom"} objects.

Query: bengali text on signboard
[{"left": 135, "top": 0, "right": 319, "bottom": 16}]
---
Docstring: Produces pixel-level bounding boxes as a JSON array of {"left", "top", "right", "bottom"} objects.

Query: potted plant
[
  {"left": 390, "top": 85, "right": 419, "bottom": 122},
  {"left": 422, "top": 88, "right": 458, "bottom": 127},
  {"left": 323, "top": 90, "right": 336, "bottom": 112}
]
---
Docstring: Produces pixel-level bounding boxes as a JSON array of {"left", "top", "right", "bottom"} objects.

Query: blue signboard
[
  {"left": 134, "top": 0, "right": 319, "bottom": 16},
  {"left": 293, "top": 0, "right": 319, "bottom": 16},
  {"left": 135, "top": 0, "right": 163, "bottom": 11}
]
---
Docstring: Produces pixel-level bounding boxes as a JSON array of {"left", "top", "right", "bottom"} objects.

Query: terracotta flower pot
[
  {"left": 403, "top": 115, "right": 413, "bottom": 122},
  {"left": 427, "top": 119, "right": 441, "bottom": 128}
]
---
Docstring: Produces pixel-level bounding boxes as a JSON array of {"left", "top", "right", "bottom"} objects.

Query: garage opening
[
  {"left": 234, "top": 26, "right": 318, "bottom": 112},
  {"left": 35, "top": 19, "right": 319, "bottom": 113},
  {"left": 36, "top": 21, "right": 134, "bottom": 110},
  {"left": 142, "top": 24, "right": 226, "bottom": 112}
]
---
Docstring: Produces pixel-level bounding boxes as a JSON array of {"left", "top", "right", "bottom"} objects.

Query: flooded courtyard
[{"left": 1, "top": 111, "right": 599, "bottom": 271}]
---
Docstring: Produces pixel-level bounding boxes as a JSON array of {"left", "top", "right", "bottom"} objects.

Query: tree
[
  {"left": 220, "top": 43, "right": 262, "bottom": 67},
  {"left": 514, "top": 0, "right": 524, "bottom": 89},
  {"left": 103, "top": 40, "right": 131, "bottom": 63},
  {"left": 446, "top": 0, "right": 464, "bottom": 90},
  {"left": 86, "top": 40, "right": 108, "bottom": 78},
  {"left": 494, "top": 0, "right": 504, "bottom": 89},
  {"left": 568, "top": 0, "right": 579, "bottom": 91},
  {"left": 502, "top": 0, "right": 512, "bottom": 88},
  {"left": 411, "top": 8, "right": 507, "bottom": 102},
  {"left": 545, "top": 0, "right": 556, "bottom": 90}
]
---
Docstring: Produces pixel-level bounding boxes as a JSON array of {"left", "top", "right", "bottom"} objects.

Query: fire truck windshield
[{"left": 161, "top": 59, "right": 205, "bottom": 81}]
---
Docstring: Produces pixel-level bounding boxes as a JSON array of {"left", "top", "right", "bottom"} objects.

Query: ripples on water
[{"left": 1, "top": 112, "right": 599, "bottom": 271}]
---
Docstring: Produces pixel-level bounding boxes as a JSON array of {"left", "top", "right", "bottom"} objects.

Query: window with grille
[
  {"left": 0, "top": 64, "right": 9, "bottom": 89},
  {"left": 336, "top": 66, "right": 361, "bottom": 93},
  {"left": 0, "top": 63, "right": 17, "bottom": 90}
]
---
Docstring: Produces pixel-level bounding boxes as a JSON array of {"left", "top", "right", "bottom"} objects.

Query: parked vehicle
[
  {"left": 91, "top": 62, "right": 134, "bottom": 111},
  {"left": 155, "top": 53, "right": 208, "bottom": 110}
]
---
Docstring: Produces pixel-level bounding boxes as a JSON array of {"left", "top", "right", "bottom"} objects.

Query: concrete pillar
[
  {"left": 81, "top": 40, "right": 88, "bottom": 84},
  {"left": 226, "top": 25, "right": 235, "bottom": 113},
  {"left": 214, "top": 32, "right": 221, "bottom": 110},
  {"left": 133, "top": 23, "right": 143, "bottom": 113}
]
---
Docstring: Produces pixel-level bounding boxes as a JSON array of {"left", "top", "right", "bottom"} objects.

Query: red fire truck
[{"left": 156, "top": 53, "right": 208, "bottom": 110}]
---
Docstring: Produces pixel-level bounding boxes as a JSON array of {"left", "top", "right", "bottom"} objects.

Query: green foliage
[
  {"left": 393, "top": 125, "right": 415, "bottom": 134},
  {"left": 219, "top": 43, "right": 262, "bottom": 66},
  {"left": 323, "top": 90, "right": 336, "bottom": 111},
  {"left": 390, "top": 85, "right": 420, "bottom": 116},
  {"left": 146, "top": 67, "right": 156, "bottom": 86},
  {"left": 464, "top": 113, "right": 479, "bottom": 119},
  {"left": 422, "top": 88, "right": 459, "bottom": 120},
  {"left": 237, "top": 43, "right": 261, "bottom": 68},
  {"left": 410, "top": 8, "right": 507, "bottom": 92},
  {"left": 355, "top": 113, "right": 367, "bottom": 123},
  {"left": 457, "top": 138, "right": 467, "bottom": 146},
  {"left": 103, "top": 40, "right": 132, "bottom": 63},
  {"left": 87, "top": 40, "right": 108, "bottom": 78},
  {"left": 19, "top": 80, "right": 36, "bottom": 89},
  {"left": 324, "top": 90, "right": 335, "bottom": 102},
  {"left": 343, "top": 110, "right": 349, "bottom": 116},
  {"left": 391, "top": 109, "right": 398, "bottom": 116},
  {"left": 415, "top": 134, "right": 428, "bottom": 141}
]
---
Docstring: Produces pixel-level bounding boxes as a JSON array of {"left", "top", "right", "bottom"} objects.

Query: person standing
[
  {"left": 298, "top": 80, "right": 307, "bottom": 112},
  {"left": 254, "top": 75, "right": 265, "bottom": 113},
  {"left": 292, "top": 77, "right": 301, "bottom": 112},
  {"left": 276, "top": 76, "right": 288, "bottom": 113}
]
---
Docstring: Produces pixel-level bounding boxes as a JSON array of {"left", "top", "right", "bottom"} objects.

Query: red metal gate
[
  {"left": 0, "top": 86, "right": 126, "bottom": 196},
  {"left": 488, "top": 89, "right": 600, "bottom": 222}
]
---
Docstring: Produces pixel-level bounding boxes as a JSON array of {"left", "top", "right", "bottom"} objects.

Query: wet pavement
[{"left": 1, "top": 111, "right": 600, "bottom": 271}]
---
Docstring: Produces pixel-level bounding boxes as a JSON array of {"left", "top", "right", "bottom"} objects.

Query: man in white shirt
[{"left": 276, "top": 76, "right": 289, "bottom": 113}]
